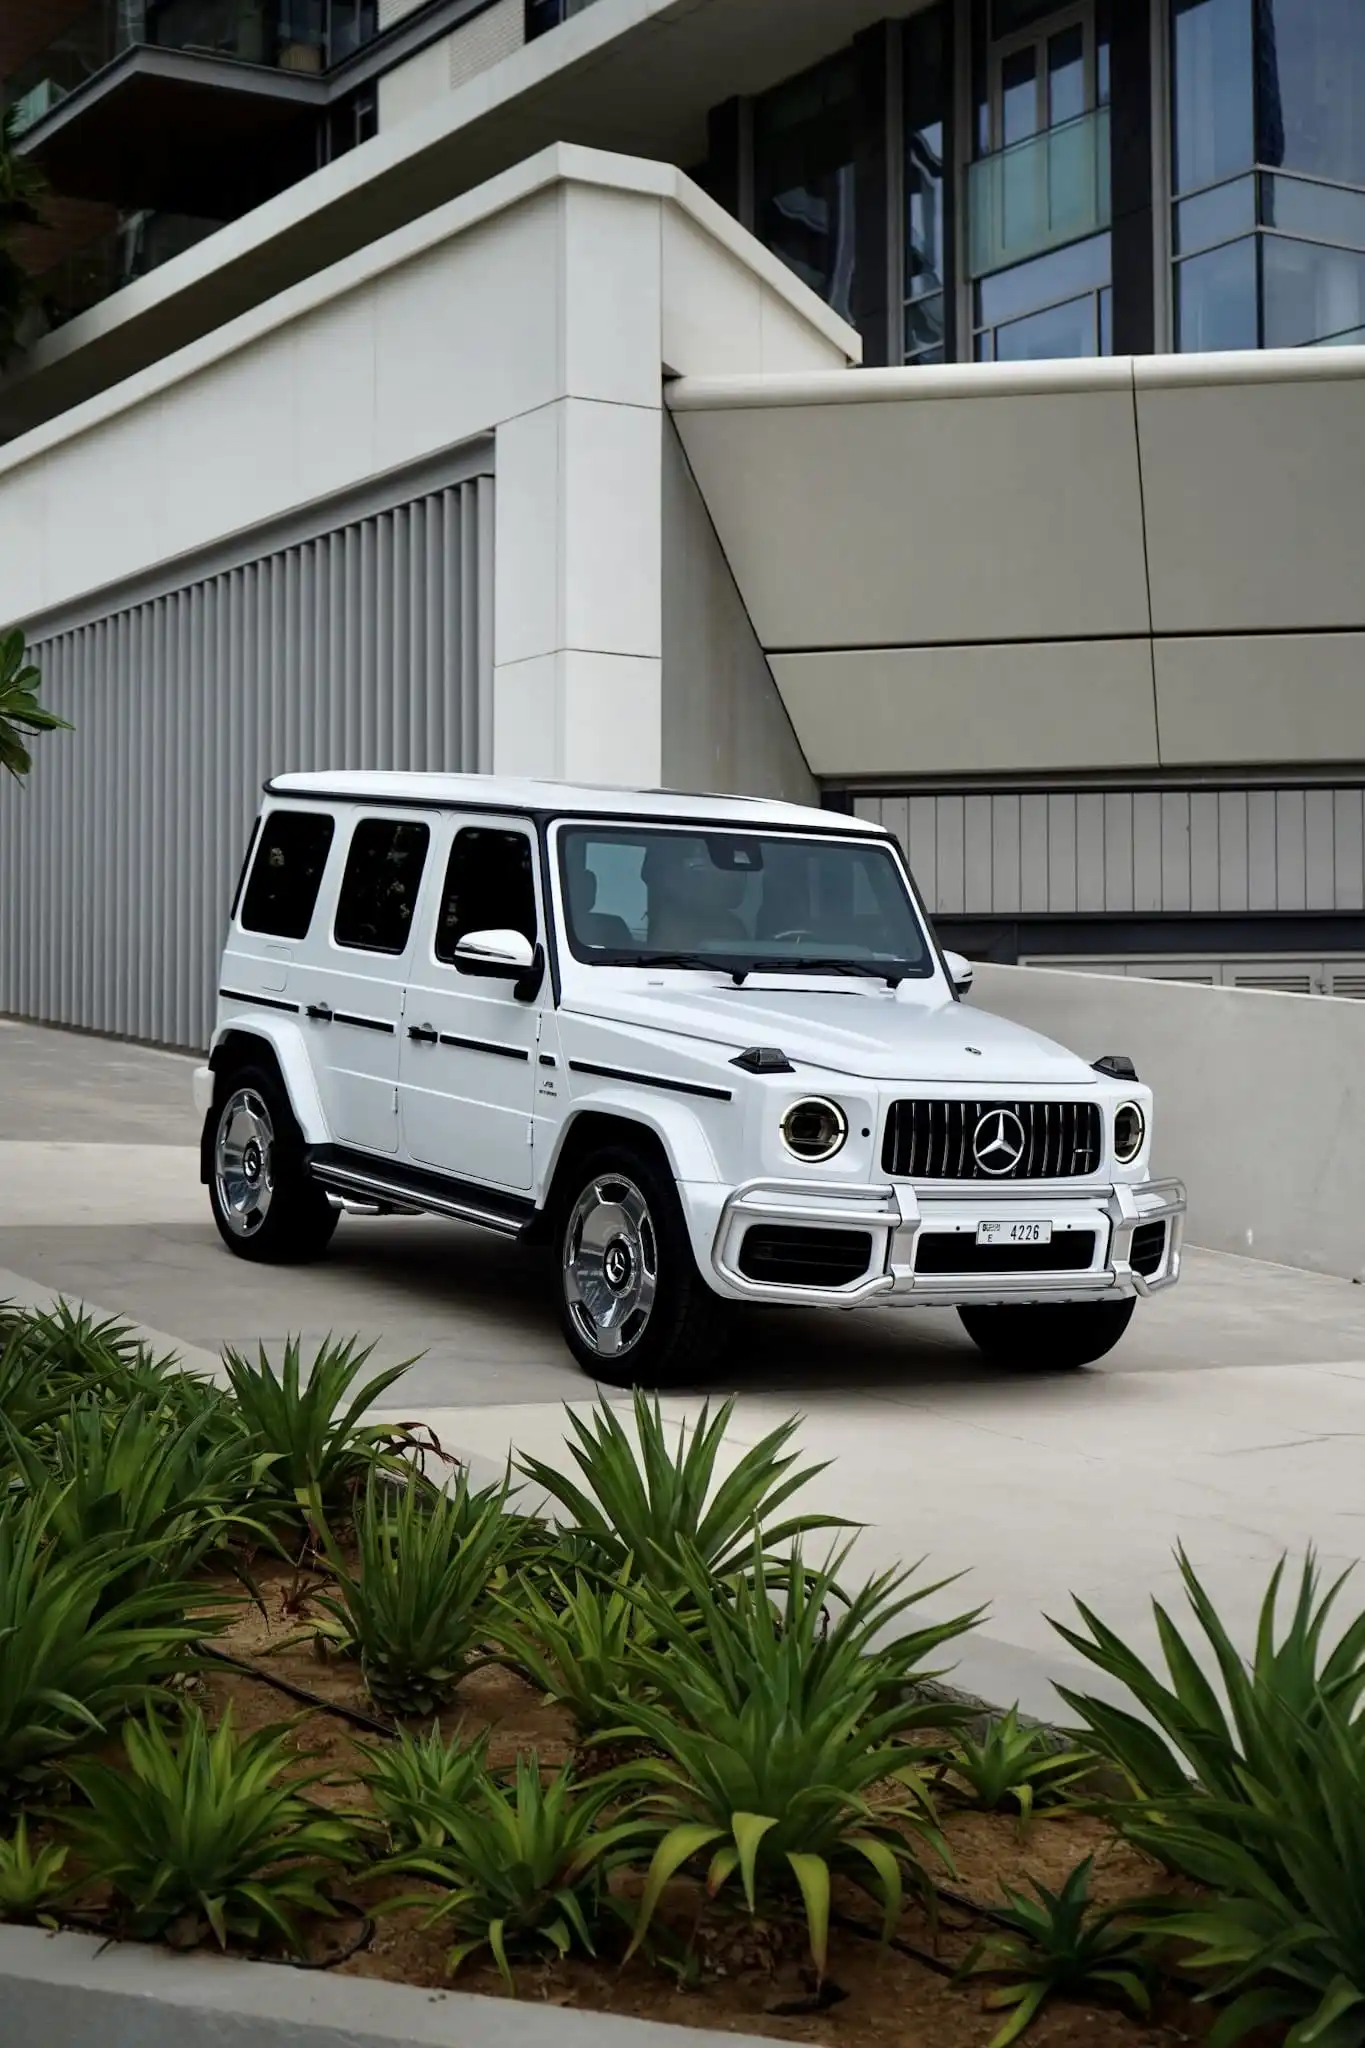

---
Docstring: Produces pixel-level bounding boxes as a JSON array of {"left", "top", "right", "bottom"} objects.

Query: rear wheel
[
  {"left": 208, "top": 1064, "right": 338, "bottom": 1265},
  {"left": 554, "top": 1144, "right": 732, "bottom": 1389},
  {"left": 957, "top": 1296, "right": 1136, "bottom": 1371}
]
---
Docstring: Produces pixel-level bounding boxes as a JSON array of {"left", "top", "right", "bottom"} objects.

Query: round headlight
[
  {"left": 780, "top": 1097, "right": 848, "bottom": 1163},
  {"left": 1114, "top": 1102, "right": 1146, "bottom": 1165}
]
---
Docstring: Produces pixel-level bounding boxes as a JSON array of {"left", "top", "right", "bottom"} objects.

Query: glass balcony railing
[
  {"left": 2, "top": 1, "right": 338, "bottom": 136},
  {"left": 526, "top": 0, "right": 603, "bottom": 41},
  {"left": 969, "top": 102, "right": 1111, "bottom": 280},
  {"left": 30, "top": 211, "right": 224, "bottom": 330}
]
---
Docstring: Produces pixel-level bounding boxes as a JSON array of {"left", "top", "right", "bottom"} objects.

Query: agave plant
[
  {"left": 67, "top": 1704, "right": 357, "bottom": 1952},
  {"left": 485, "top": 1563, "right": 655, "bottom": 1741},
  {"left": 941, "top": 1707, "right": 1092, "bottom": 1824},
  {"left": 0, "top": 1816, "right": 71, "bottom": 1926},
  {"left": 612, "top": 1535, "right": 982, "bottom": 1979},
  {"left": 379, "top": 1753, "right": 649, "bottom": 1988},
  {"left": 5, "top": 1396, "right": 268, "bottom": 1590},
  {"left": 221, "top": 1336, "right": 421, "bottom": 1522},
  {"left": 961, "top": 1857, "right": 1155, "bottom": 2047},
  {"left": 309, "top": 1471, "right": 519, "bottom": 1717},
  {"left": 1053, "top": 1548, "right": 1365, "bottom": 1876},
  {"left": 0, "top": 1494, "right": 209, "bottom": 1795},
  {"left": 357, "top": 1724, "right": 491, "bottom": 1851},
  {"left": 516, "top": 1392, "right": 850, "bottom": 1592}
]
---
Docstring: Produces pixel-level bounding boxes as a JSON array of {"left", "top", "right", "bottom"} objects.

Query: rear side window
[
  {"left": 334, "top": 818, "right": 431, "bottom": 955},
  {"left": 435, "top": 828, "right": 538, "bottom": 963},
  {"left": 240, "top": 810, "right": 335, "bottom": 939}
]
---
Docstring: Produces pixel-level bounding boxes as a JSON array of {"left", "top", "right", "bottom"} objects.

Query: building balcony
[
  {"left": 3, "top": 2, "right": 327, "bottom": 215},
  {"left": 30, "top": 209, "right": 225, "bottom": 331},
  {"left": 525, "top": 0, "right": 601, "bottom": 40},
  {"left": 969, "top": 102, "right": 1111, "bottom": 280}
]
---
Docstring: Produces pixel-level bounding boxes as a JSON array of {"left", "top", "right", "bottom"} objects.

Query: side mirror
[
  {"left": 943, "top": 949, "right": 974, "bottom": 998},
  {"left": 453, "top": 929, "right": 536, "bottom": 980}
]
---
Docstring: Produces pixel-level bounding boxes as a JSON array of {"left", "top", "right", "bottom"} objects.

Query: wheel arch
[
  {"left": 532, "top": 1100, "right": 717, "bottom": 1243},
  {"left": 201, "top": 1022, "right": 328, "bottom": 1182}
]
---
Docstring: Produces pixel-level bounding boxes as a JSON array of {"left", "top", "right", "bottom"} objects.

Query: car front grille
[{"left": 882, "top": 1100, "right": 1104, "bottom": 1181}]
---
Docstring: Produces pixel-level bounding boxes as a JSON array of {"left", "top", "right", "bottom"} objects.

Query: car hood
[{"left": 562, "top": 981, "right": 1097, "bottom": 1087}]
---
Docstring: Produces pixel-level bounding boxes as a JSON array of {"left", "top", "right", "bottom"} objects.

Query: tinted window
[
  {"left": 559, "top": 827, "right": 932, "bottom": 978},
  {"left": 435, "top": 829, "right": 538, "bottom": 964},
  {"left": 334, "top": 819, "right": 430, "bottom": 955},
  {"left": 240, "top": 810, "right": 335, "bottom": 940}
]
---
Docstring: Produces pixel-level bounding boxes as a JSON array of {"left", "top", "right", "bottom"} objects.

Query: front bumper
[{"left": 709, "top": 1175, "right": 1187, "bottom": 1309}]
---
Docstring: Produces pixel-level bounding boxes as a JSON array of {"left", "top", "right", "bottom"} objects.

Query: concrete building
[{"left": 2, "top": 0, "right": 1364, "bottom": 1048}]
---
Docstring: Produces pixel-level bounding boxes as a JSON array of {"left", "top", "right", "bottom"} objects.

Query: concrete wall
[
  {"left": 378, "top": 0, "right": 524, "bottom": 129},
  {"left": 659, "top": 416, "right": 815, "bottom": 804},
  {"left": 0, "top": 147, "right": 854, "bottom": 794},
  {"left": 969, "top": 961, "right": 1365, "bottom": 1281},
  {"left": 669, "top": 348, "right": 1365, "bottom": 783}
]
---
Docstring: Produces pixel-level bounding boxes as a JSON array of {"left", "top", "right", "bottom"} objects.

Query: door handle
[
  {"left": 306, "top": 1002, "right": 333, "bottom": 1023},
  {"left": 407, "top": 1024, "right": 439, "bottom": 1045}
]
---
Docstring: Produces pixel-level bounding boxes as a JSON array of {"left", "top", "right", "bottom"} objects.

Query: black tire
[
  {"left": 957, "top": 1296, "right": 1136, "bottom": 1371},
  {"left": 208, "top": 1062, "right": 338, "bottom": 1265},
  {"left": 554, "top": 1143, "right": 732, "bottom": 1389}
]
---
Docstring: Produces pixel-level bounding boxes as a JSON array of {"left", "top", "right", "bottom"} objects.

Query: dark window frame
[
  {"left": 239, "top": 808, "right": 337, "bottom": 941},
  {"left": 433, "top": 824, "right": 540, "bottom": 966},
  {"left": 333, "top": 816, "right": 432, "bottom": 957}
]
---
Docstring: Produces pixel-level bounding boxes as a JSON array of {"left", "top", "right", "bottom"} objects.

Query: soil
[{"left": 140, "top": 1558, "right": 1226, "bottom": 2048}]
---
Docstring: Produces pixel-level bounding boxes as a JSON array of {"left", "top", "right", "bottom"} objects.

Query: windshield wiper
[
  {"left": 595, "top": 951, "right": 732, "bottom": 975},
  {"left": 753, "top": 957, "right": 912, "bottom": 989}
]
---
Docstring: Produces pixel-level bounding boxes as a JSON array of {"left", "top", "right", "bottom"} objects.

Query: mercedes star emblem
[{"left": 973, "top": 1108, "right": 1026, "bottom": 1177}]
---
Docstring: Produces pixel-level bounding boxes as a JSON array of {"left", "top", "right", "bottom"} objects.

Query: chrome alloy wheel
[
  {"left": 214, "top": 1087, "right": 276, "bottom": 1239},
  {"left": 563, "top": 1175, "right": 659, "bottom": 1360}
]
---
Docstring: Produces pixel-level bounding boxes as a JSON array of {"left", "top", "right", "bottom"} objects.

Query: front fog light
[
  {"left": 781, "top": 1097, "right": 848, "bottom": 1163},
  {"left": 1114, "top": 1102, "right": 1146, "bottom": 1165}
]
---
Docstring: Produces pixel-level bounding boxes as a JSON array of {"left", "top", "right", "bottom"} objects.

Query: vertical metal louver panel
[{"left": 0, "top": 472, "right": 493, "bottom": 1053}]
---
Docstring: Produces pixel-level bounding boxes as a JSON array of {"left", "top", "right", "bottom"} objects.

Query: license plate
[{"left": 977, "top": 1219, "right": 1052, "bottom": 1247}]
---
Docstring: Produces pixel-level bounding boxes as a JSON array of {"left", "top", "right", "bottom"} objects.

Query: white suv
[{"left": 195, "top": 772, "right": 1185, "bottom": 1386}]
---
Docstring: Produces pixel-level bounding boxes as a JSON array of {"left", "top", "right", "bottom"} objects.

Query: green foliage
[
  {"left": 0, "top": 1816, "right": 70, "bottom": 1925},
  {"left": 961, "top": 1857, "right": 1154, "bottom": 2047},
  {"left": 516, "top": 1392, "right": 850, "bottom": 1592},
  {"left": 1053, "top": 1549, "right": 1365, "bottom": 1878},
  {"left": 380, "top": 1753, "right": 648, "bottom": 1989},
  {"left": 309, "top": 1472, "right": 519, "bottom": 1718},
  {"left": 221, "top": 1336, "right": 420, "bottom": 1523},
  {"left": 67, "top": 1704, "right": 356, "bottom": 1953},
  {"left": 5, "top": 1395, "right": 267, "bottom": 1590},
  {"left": 941, "top": 1707, "right": 1092, "bottom": 1823},
  {"left": 0, "top": 1493, "right": 208, "bottom": 1797},
  {"left": 610, "top": 1536, "right": 981, "bottom": 1980},
  {"left": 487, "top": 1562, "right": 655, "bottom": 1740},
  {"left": 358, "top": 1724, "right": 491, "bottom": 1851},
  {"left": 0, "top": 628, "right": 68, "bottom": 784}
]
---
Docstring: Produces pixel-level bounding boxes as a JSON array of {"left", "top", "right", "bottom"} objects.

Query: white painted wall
[
  {"left": 0, "top": 148, "right": 854, "bottom": 795},
  {"left": 969, "top": 961, "right": 1365, "bottom": 1282},
  {"left": 378, "top": 0, "right": 524, "bottom": 130}
]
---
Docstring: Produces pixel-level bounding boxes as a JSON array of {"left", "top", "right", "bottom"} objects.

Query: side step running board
[{"left": 306, "top": 1148, "right": 536, "bottom": 1239}]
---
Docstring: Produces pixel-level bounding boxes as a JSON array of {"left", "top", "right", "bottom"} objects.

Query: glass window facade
[
  {"left": 1171, "top": 0, "right": 1365, "bottom": 349},
  {"left": 753, "top": 54, "right": 859, "bottom": 327},
  {"left": 904, "top": 6, "right": 951, "bottom": 363}
]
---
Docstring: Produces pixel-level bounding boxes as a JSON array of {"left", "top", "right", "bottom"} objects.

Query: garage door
[{"left": 0, "top": 453, "right": 493, "bottom": 1052}]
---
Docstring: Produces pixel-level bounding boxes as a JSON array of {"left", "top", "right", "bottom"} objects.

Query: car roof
[{"left": 265, "top": 771, "right": 886, "bottom": 836}]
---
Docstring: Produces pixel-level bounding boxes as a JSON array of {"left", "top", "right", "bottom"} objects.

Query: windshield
[{"left": 557, "top": 826, "right": 934, "bottom": 979}]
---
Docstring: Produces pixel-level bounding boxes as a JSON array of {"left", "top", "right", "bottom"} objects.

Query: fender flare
[
  {"left": 540, "top": 1082, "right": 723, "bottom": 1200},
  {"left": 206, "top": 1017, "right": 330, "bottom": 1146}
]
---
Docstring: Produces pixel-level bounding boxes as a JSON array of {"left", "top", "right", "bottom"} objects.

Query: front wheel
[
  {"left": 208, "top": 1065, "right": 338, "bottom": 1265},
  {"left": 554, "top": 1145, "right": 732, "bottom": 1388},
  {"left": 957, "top": 1296, "right": 1136, "bottom": 1371}
]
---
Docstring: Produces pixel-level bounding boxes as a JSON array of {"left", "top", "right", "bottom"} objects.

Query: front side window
[
  {"left": 240, "top": 809, "right": 335, "bottom": 939},
  {"left": 333, "top": 819, "right": 430, "bottom": 955},
  {"left": 435, "top": 828, "right": 538, "bottom": 964},
  {"left": 558, "top": 828, "right": 933, "bottom": 980}
]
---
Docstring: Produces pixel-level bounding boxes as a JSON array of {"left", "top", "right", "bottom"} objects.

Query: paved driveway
[{"left": 3, "top": 1018, "right": 1364, "bottom": 1718}]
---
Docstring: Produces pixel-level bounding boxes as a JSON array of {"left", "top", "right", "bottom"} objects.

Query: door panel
[
  {"left": 303, "top": 813, "right": 436, "bottom": 1156},
  {"left": 399, "top": 820, "right": 542, "bottom": 1192}
]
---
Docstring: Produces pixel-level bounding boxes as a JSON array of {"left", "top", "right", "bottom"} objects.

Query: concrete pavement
[{"left": 3, "top": 1019, "right": 1364, "bottom": 1718}]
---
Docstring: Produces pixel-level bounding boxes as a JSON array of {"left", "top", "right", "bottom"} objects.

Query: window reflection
[
  {"left": 1176, "top": 236, "right": 1258, "bottom": 351},
  {"left": 1260, "top": 0, "right": 1365, "bottom": 189},
  {"left": 975, "top": 230, "right": 1111, "bottom": 358},
  {"left": 904, "top": 3, "right": 950, "bottom": 363},
  {"left": 1171, "top": 0, "right": 1254, "bottom": 193},
  {"left": 754, "top": 55, "right": 858, "bottom": 326},
  {"left": 1262, "top": 235, "right": 1365, "bottom": 348}
]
